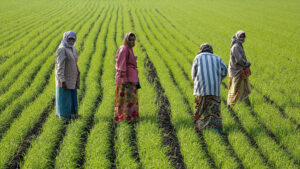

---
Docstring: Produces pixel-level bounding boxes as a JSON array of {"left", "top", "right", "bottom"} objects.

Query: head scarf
[
  {"left": 122, "top": 32, "right": 136, "bottom": 47},
  {"left": 231, "top": 30, "right": 246, "bottom": 47},
  {"left": 59, "top": 31, "right": 77, "bottom": 48},
  {"left": 198, "top": 43, "right": 213, "bottom": 54}
]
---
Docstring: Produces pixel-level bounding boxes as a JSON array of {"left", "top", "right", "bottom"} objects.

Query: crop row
[
  {"left": 82, "top": 6, "right": 174, "bottom": 168},
  {"left": 108, "top": 8, "right": 141, "bottom": 168},
  {"left": 135, "top": 8, "right": 252, "bottom": 168},
  {"left": 54, "top": 5, "right": 113, "bottom": 168},
  {"left": 21, "top": 2, "right": 106, "bottom": 168},
  {"left": 0, "top": 0, "right": 56, "bottom": 40},
  {"left": 83, "top": 6, "right": 120, "bottom": 168},
  {"left": 22, "top": 4, "right": 108, "bottom": 169},
  {"left": 0, "top": 1, "right": 95, "bottom": 138},
  {"left": 0, "top": 0, "right": 298, "bottom": 168},
  {"left": 0, "top": 1, "right": 84, "bottom": 82},
  {"left": 114, "top": 7, "right": 172, "bottom": 168},
  {"left": 160, "top": 2, "right": 299, "bottom": 124},
  {"left": 0, "top": 4, "right": 67, "bottom": 51},
  {"left": 0, "top": 1, "right": 96, "bottom": 168},
  {"left": 0, "top": 0, "right": 75, "bottom": 47},
  {"left": 0, "top": 0, "right": 79, "bottom": 63},
  {"left": 75, "top": 4, "right": 107, "bottom": 102},
  {"left": 148, "top": 7, "right": 300, "bottom": 164},
  {"left": 130, "top": 8, "right": 216, "bottom": 168},
  {"left": 139, "top": 6, "right": 297, "bottom": 168},
  {"left": 0, "top": 4, "right": 93, "bottom": 109}
]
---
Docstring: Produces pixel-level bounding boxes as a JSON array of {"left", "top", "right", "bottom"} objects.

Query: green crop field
[{"left": 0, "top": 0, "right": 299, "bottom": 168}]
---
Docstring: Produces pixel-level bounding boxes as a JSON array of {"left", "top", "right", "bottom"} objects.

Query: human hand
[
  {"left": 62, "top": 82, "right": 67, "bottom": 89},
  {"left": 246, "top": 62, "right": 251, "bottom": 67}
]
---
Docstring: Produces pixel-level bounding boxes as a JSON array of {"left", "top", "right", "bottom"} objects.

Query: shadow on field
[
  {"left": 251, "top": 85, "right": 300, "bottom": 129},
  {"left": 143, "top": 54, "right": 186, "bottom": 169},
  {"left": 222, "top": 82, "right": 299, "bottom": 128},
  {"left": 221, "top": 99, "right": 271, "bottom": 167},
  {"left": 8, "top": 99, "right": 55, "bottom": 169}
]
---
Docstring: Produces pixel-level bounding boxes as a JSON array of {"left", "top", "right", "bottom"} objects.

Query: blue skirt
[{"left": 56, "top": 88, "right": 78, "bottom": 119}]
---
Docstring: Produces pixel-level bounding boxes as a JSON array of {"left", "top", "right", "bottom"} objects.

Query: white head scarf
[
  {"left": 231, "top": 30, "right": 246, "bottom": 47},
  {"left": 59, "top": 31, "right": 77, "bottom": 48}
]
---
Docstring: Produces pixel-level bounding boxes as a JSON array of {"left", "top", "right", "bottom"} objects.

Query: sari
[
  {"left": 56, "top": 88, "right": 78, "bottom": 120},
  {"left": 227, "top": 68, "right": 251, "bottom": 106},
  {"left": 194, "top": 95, "right": 222, "bottom": 134},
  {"left": 114, "top": 82, "right": 139, "bottom": 122}
]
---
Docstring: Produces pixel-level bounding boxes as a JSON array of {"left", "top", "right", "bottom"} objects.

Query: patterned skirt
[
  {"left": 227, "top": 73, "right": 251, "bottom": 106},
  {"left": 56, "top": 88, "right": 78, "bottom": 120},
  {"left": 194, "top": 95, "right": 222, "bottom": 133},
  {"left": 114, "top": 82, "right": 139, "bottom": 122}
]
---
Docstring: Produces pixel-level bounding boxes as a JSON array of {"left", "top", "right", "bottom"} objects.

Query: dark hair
[
  {"left": 129, "top": 33, "right": 136, "bottom": 38},
  {"left": 198, "top": 43, "right": 213, "bottom": 54}
]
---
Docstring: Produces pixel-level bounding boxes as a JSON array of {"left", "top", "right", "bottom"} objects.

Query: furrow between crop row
[
  {"left": 135, "top": 9, "right": 189, "bottom": 169},
  {"left": 83, "top": 5, "right": 119, "bottom": 168},
  {"left": 0, "top": 13, "right": 90, "bottom": 109},
  {"left": 0, "top": 1, "right": 95, "bottom": 168},
  {"left": 0, "top": 0, "right": 73, "bottom": 39},
  {"left": 137, "top": 8, "right": 246, "bottom": 168},
  {"left": 54, "top": 6, "right": 113, "bottom": 168},
  {"left": 156, "top": 6, "right": 298, "bottom": 124},
  {"left": 154, "top": 8, "right": 199, "bottom": 47},
  {"left": 221, "top": 97, "right": 271, "bottom": 165},
  {"left": 114, "top": 7, "right": 173, "bottom": 169},
  {"left": 220, "top": 87, "right": 299, "bottom": 168},
  {"left": 112, "top": 7, "right": 141, "bottom": 169},
  {"left": 7, "top": 99, "right": 55, "bottom": 169},
  {"left": 131, "top": 8, "right": 217, "bottom": 169},
  {"left": 148, "top": 8, "right": 300, "bottom": 163},
  {"left": 0, "top": 73, "right": 56, "bottom": 168},
  {"left": 0, "top": 5, "right": 68, "bottom": 51},
  {"left": 0, "top": 6, "right": 87, "bottom": 92},
  {"left": 251, "top": 85, "right": 300, "bottom": 126},
  {"left": 82, "top": 6, "right": 119, "bottom": 169},
  {"left": 0, "top": 2, "right": 96, "bottom": 138},
  {"left": 76, "top": 7, "right": 106, "bottom": 102},
  {"left": 146, "top": 6, "right": 296, "bottom": 168},
  {"left": 20, "top": 2, "right": 104, "bottom": 168},
  {"left": 0, "top": 0, "right": 77, "bottom": 57},
  {"left": 0, "top": 2, "right": 86, "bottom": 81}
]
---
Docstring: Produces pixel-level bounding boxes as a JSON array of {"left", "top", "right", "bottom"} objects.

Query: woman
[
  {"left": 114, "top": 32, "right": 139, "bottom": 122},
  {"left": 55, "top": 31, "right": 80, "bottom": 120},
  {"left": 191, "top": 43, "right": 227, "bottom": 134},
  {"left": 227, "top": 30, "right": 251, "bottom": 107}
]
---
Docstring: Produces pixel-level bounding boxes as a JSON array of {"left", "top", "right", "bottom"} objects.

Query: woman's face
[
  {"left": 239, "top": 33, "right": 246, "bottom": 39},
  {"left": 67, "top": 38, "right": 76, "bottom": 42},
  {"left": 128, "top": 35, "right": 135, "bottom": 48}
]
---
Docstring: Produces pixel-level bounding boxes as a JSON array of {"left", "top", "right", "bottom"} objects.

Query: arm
[
  {"left": 116, "top": 47, "right": 128, "bottom": 82},
  {"left": 191, "top": 56, "right": 198, "bottom": 81},
  {"left": 220, "top": 59, "right": 228, "bottom": 80},
  {"left": 231, "top": 45, "right": 249, "bottom": 67},
  {"left": 56, "top": 48, "right": 67, "bottom": 88}
]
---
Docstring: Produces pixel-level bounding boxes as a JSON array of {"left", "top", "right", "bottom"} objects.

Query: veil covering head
[
  {"left": 59, "top": 31, "right": 77, "bottom": 48},
  {"left": 198, "top": 43, "right": 213, "bottom": 54},
  {"left": 122, "top": 32, "right": 136, "bottom": 46},
  {"left": 231, "top": 30, "right": 245, "bottom": 47}
]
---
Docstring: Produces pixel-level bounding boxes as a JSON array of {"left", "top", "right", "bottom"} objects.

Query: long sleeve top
[
  {"left": 115, "top": 45, "right": 139, "bottom": 86},
  {"left": 191, "top": 52, "right": 227, "bottom": 96},
  {"left": 228, "top": 43, "right": 251, "bottom": 77},
  {"left": 55, "top": 46, "right": 80, "bottom": 89}
]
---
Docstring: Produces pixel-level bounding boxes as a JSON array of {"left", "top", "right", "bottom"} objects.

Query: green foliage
[{"left": 0, "top": 0, "right": 299, "bottom": 168}]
